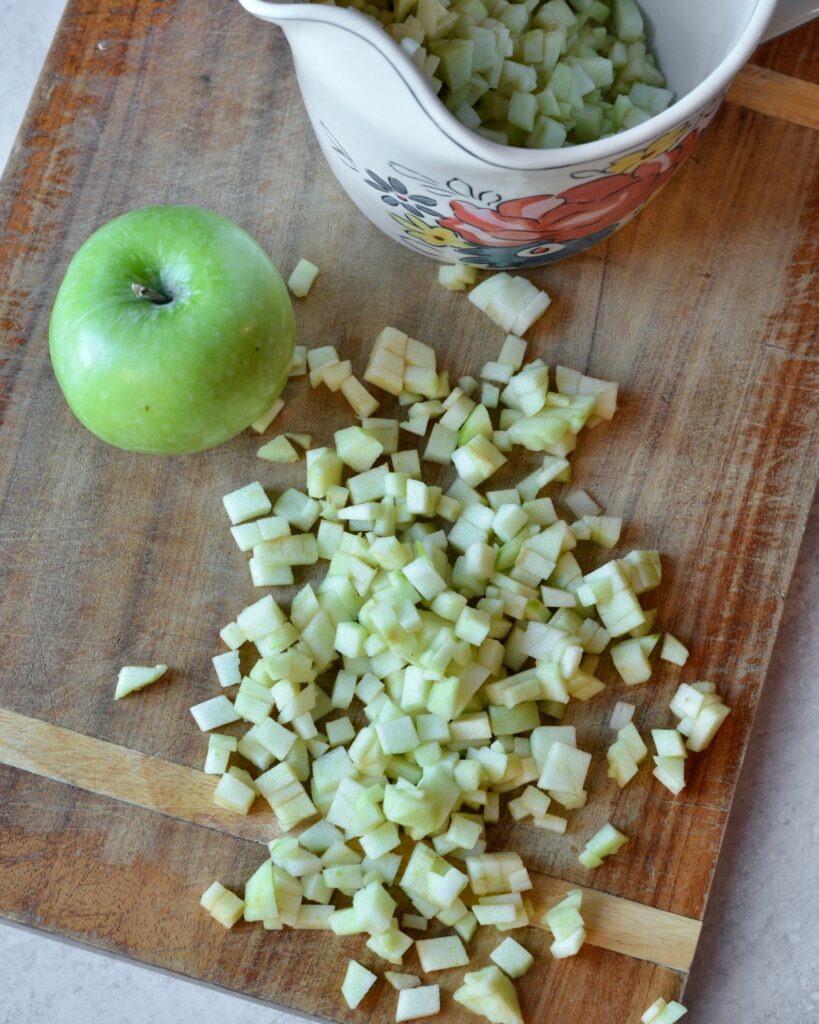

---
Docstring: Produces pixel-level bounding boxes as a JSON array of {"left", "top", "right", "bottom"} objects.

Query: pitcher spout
[{"left": 236, "top": 0, "right": 470, "bottom": 158}]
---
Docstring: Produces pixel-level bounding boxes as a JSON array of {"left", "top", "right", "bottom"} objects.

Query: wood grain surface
[
  {"left": 0, "top": 2, "right": 817, "bottom": 1022},
  {"left": 0, "top": 707, "right": 701, "bottom": 971}
]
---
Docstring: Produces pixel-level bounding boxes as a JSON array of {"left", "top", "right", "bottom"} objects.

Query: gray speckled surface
[{"left": 0, "top": 5, "right": 816, "bottom": 1020}]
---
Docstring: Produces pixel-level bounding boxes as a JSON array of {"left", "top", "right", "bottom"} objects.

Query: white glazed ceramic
[{"left": 239, "top": 0, "right": 818, "bottom": 267}]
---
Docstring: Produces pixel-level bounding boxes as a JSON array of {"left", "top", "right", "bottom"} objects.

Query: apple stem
[{"left": 132, "top": 283, "right": 172, "bottom": 305}]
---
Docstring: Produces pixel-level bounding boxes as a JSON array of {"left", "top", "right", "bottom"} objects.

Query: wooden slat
[
  {"left": 0, "top": 706, "right": 275, "bottom": 844},
  {"left": 528, "top": 879, "right": 700, "bottom": 972},
  {"left": 0, "top": 765, "right": 687, "bottom": 1024},
  {"left": 0, "top": 706, "right": 700, "bottom": 971},
  {"left": 753, "top": 16, "right": 819, "bottom": 83},
  {"left": 727, "top": 64, "right": 819, "bottom": 130}
]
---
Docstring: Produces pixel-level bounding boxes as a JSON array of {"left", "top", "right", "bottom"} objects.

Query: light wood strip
[
  {"left": 528, "top": 878, "right": 700, "bottom": 972},
  {"left": 0, "top": 706, "right": 700, "bottom": 971},
  {"left": 728, "top": 64, "right": 819, "bottom": 131},
  {"left": 0, "top": 706, "right": 276, "bottom": 844}
]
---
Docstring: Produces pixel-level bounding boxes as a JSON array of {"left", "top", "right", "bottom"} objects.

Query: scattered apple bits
[
  {"left": 397, "top": 984, "right": 441, "bottom": 1021},
  {"left": 489, "top": 937, "right": 534, "bottom": 979},
  {"left": 316, "top": 0, "right": 670, "bottom": 150},
  {"left": 287, "top": 257, "right": 319, "bottom": 298},
  {"left": 542, "top": 890, "right": 586, "bottom": 959},
  {"left": 438, "top": 263, "right": 479, "bottom": 292},
  {"left": 454, "top": 965, "right": 523, "bottom": 1024},
  {"left": 258, "top": 435, "right": 300, "bottom": 463},
  {"left": 188, "top": 321, "right": 734, "bottom": 1024},
  {"left": 114, "top": 663, "right": 168, "bottom": 700},
  {"left": 342, "top": 959, "right": 377, "bottom": 1009},
  {"left": 469, "top": 273, "right": 551, "bottom": 336},
  {"left": 200, "top": 881, "right": 244, "bottom": 928},
  {"left": 251, "top": 396, "right": 285, "bottom": 433},
  {"left": 578, "top": 823, "right": 629, "bottom": 868},
  {"left": 641, "top": 997, "right": 688, "bottom": 1024}
]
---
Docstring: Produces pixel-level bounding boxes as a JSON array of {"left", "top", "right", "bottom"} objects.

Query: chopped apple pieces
[
  {"left": 670, "top": 682, "right": 731, "bottom": 751},
  {"left": 386, "top": 972, "right": 422, "bottom": 991},
  {"left": 490, "top": 937, "right": 534, "bottom": 978},
  {"left": 189, "top": 314, "right": 737, "bottom": 1024},
  {"left": 287, "top": 257, "right": 319, "bottom": 297},
  {"left": 579, "top": 823, "right": 629, "bottom": 868},
  {"left": 342, "top": 959, "right": 377, "bottom": 1009},
  {"left": 651, "top": 728, "right": 688, "bottom": 795},
  {"left": 190, "top": 695, "right": 241, "bottom": 731},
  {"left": 660, "top": 632, "right": 689, "bottom": 665},
  {"left": 439, "top": 263, "right": 479, "bottom": 292},
  {"left": 416, "top": 936, "right": 469, "bottom": 972},
  {"left": 469, "top": 274, "right": 551, "bottom": 336},
  {"left": 250, "top": 397, "right": 285, "bottom": 433},
  {"left": 397, "top": 984, "right": 441, "bottom": 1021},
  {"left": 543, "top": 890, "right": 586, "bottom": 958},
  {"left": 114, "top": 663, "right": 168, "bottom": 700},
  {"left": 607, "top": 722, "right": 648, "bottom": 787},
  {"left": 343, "top": 375, "right": 380, "bottom": 417},
  {"left": 204, "top": 733, "right": 237, "bottom": 775},
  {"left": 454, "top": 965, "right": 523, "bottom": 1024},
  {"left": 200, "top": 881, "right": 244, "bottom": 928},
  {"left": 642, "top": 997, "right": 688, "bottom": 1024},
  {"left": 222, "top": 481, "right": 271, "bottom": 525},
  {"left": 258, "top": 435, "right": 300, "bottom": 462},
  {"left": 213, "top": 770, "right": 256, "bottom": 814}
]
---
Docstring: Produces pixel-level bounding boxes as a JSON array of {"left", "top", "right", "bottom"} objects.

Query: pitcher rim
[{"left": 238, "top": 0, "right": 777, "bottom": 171}]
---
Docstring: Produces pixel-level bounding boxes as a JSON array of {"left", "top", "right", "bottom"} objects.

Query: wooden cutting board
[{"left": 0, "top": 3, "right": 816, "bottom": 1021}]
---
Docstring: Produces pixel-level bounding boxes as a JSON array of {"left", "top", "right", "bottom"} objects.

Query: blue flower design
[{"left": 363, "top": 171, "right": 438, "bottom": 219}]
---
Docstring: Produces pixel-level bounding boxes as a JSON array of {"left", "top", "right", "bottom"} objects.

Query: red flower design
[{"left": 438, "top": 131, "right": 699, "bottom": 250}]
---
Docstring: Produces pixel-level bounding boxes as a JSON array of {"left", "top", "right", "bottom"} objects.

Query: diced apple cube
[
  {"left": 341, "top": 959, "right": 377, "bottom": 1009},
  {"left": 415, "top": 935, "right": 469, "bottom": 972},
  {"left": 114, "top": 663, "right": 168, "bottom": 700},
  {"left": 342, "top": 375, "right": 380, "bottom": 417},
  {"left": 660, "top": 632, "right": 689, "bottom": 665},
  {"left": 213, "top": 771, "right": 256, "bottom": 814},
  {"left": 397, "top": 985, "right": 441, "bottom": 1021},
  {"left": 287, "top": 257, "right": 319, "bottom": 297},
  {"left": 223, "top": 481, "right": 272, "bottom": 524},
  {"left": 439, "top": 263, "right": 479, "bottom": 291},
  {"left": 200, "top": 881, "right": 245, "bottom": 928},
  {"left": 537, "top": 741, "right": 591, "bottom": 796},
  {"left": 210, "top": 650, "right": 240, "bottom": 689},
  {"left": 641, "top": 997, "right": 688, "bottom": 1024},
  {"left": 335, "top": 425, "right": 384, "bottom": 472},
  {"left": 190, "top": 695, "right": 241, "bottom": 731},
  {"left": 250, "top": 397, "right": 285, "bottom": 433},
  {"left": 452, "top": 435, "right": 507, "bottom": 487},
  {"left": 258, "top": 435, "right": 299, "bottom": 462},
  {"left": 578, "top": 823, "right": 628, "bottom": 868},
  {"left": 453, "top": 965, "right": 523, "bottom": 1024},
  {"left": 490, "top": 937, "right": 533, "bottom": 978},
  {"left": 204, "top": 733, "right": 237, "bottom": 775},
  {"left": 685, "top": 700, "right": 731, "bottom": 752},
  {"left": 386, "top": 972, "right": 422, "bottom": 991}
]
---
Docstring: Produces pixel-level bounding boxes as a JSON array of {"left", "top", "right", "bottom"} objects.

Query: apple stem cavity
[{"left": 132, "top": 282, "right": 172, "bottom": 305}]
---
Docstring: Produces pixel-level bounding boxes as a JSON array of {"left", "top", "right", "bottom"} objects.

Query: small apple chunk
[
  {"left": 341, "top": 959, "right": 377, "bottom": 1009},
  {"left": 114, "top": 663, "right": 168, "bottom": 700}
]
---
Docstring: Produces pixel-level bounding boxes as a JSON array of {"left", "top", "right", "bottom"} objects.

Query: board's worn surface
[{"left": 0, "top": 2, "right": 817, "bottom": 1022}]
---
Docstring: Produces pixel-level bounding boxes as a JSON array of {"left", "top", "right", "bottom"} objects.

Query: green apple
[{"left": 49, "top": 205, "right": 295, "bottom": 454}]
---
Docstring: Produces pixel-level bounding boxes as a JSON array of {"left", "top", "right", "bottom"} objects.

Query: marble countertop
[{"left": 1, "top": 4, "right": 816, "bottom": 1021}]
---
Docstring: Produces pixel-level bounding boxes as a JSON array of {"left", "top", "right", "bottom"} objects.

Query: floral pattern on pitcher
[{"left": 321, "top": 115, "right": 711, "bottom": 268}]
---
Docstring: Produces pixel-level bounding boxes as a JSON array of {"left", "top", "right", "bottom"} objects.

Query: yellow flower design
[
  {"left": 391, "top": 212, "right": 465, "bottom": 248},
  {"left": 606, "top": 126, "right": 688, "bottom": 175}
]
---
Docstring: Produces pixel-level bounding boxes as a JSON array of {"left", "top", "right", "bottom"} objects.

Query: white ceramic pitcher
[{"left": 239, "top": 0, "right": 817, "bottom": 267}]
